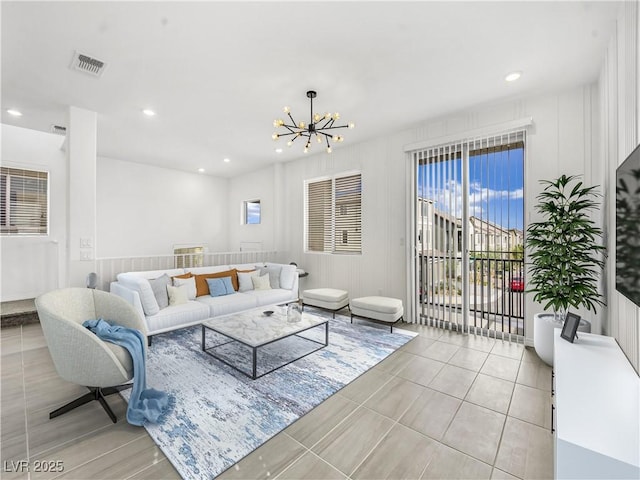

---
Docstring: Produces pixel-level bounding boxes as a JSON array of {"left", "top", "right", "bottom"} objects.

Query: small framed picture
[{"left": 561, "top": 312, "right": 581, "bottom": 343}]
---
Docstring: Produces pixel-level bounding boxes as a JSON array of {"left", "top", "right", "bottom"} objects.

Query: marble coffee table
[{"left": 201, "top": 305, "right": 329, "bottom": 379}]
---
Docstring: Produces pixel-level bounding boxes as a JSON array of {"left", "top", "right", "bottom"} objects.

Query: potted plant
[{"left": 526, "top": 174, "right": 606, "bottom": 365}]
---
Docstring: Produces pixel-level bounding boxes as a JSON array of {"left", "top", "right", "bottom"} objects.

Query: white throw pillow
[
  {"left": 173, "top": 276, "right": 197, "bottom": 300},
  {"left": 237, "top": 270, "right": 259, "bottom": 292},
  {"left": 167, "top": 284, "right": 189, "bottom": 306},
  {"left": 251, "top": 273, "right": 271, "bottom": 290}
]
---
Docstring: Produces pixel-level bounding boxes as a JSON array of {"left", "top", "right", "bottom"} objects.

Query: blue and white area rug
[{"left": 124, "top": 312, "right": 416, "bottom": 479}]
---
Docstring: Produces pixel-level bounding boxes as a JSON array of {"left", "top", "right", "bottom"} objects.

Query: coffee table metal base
[{"left": 201, "top": 321, "right": 329, "bottom": 379}]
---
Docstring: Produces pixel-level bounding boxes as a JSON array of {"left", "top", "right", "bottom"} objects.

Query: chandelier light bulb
[
  {"left": 324, "top": 112, "right": 331, "bottom": 119},
  {"left": 327, "top": 147, "right": 332, "bottom": 154},
  {"left": 348, "top": 122, "right": 355, "bottom": 129},
  {"left": 287, "top": 140, "right": 293, "bottom": 147},
  {"left": 283, "top": 106, "right": 290, "bottom": 113},
  {"left": 272, "top": 133, "right": 279, "bottom": 140},
  {"left": 332, "top": 135, "right": 338, "bottom": 141},
  {"left": 333, "top": 112, "right": 340, "bottom": 120},
  {"left": 313, "top": 113, "right": 321, "bottom": 122},
  {"left": 303, "top": 147, "right": 309, "bottom": 153},
  {"left": 298, "top": 121, "right": 306, "bottom": 129}
]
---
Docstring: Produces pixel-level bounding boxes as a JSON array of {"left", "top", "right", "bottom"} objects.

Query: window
[
  {"left": 1, "top": 167, "right": 48, "bottom": 236},
  {"left": 174, "top": 245, "right": 204, "bottom": 268},
  {"left": 305, "top": 173, "right": 361, "bottom": 254},
  {"left": 244, "top": 200, "right": 261, "bottom": 224}
]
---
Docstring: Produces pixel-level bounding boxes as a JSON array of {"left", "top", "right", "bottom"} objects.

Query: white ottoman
[
  {"left": 350, "top": 296, "right": 404, "bottom": 332},
  {"left": 302, "top": 288, "right": 349, "bottom": 318}
]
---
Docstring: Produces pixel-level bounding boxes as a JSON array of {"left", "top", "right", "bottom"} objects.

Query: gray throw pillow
[
  {"left": 260, "top": 265, "right": 282, "bottom": 289},
  {"left": 148, "top": 274, "right": 171, "bottom": 309}
]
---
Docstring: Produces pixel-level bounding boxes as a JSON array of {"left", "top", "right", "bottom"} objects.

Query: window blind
[
  {"left": 307, "top": 179, "right": 332, "bottom": 252},
  {"left": 0, "top": 167, "right": 49, "bottom": 236},
  {"left": 334, "top": 174, "right": 362, "bottom": 253},
  {"left": 306, "top": 173, "right": 362, "bottom": 254}
]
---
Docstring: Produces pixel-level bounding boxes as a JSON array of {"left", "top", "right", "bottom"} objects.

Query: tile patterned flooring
[{"left": 1, "top": 321, "right": 553, "bottom": 479}]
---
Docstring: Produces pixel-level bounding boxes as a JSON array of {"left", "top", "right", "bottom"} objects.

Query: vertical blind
[
  {"left": 412, "top": 129, "right": 526, "bottom": 339},
  {"left": 306, "top": 173, "right": 362, "bottom": 254},
  {"left": 0, "top": 167, "right": 49, "bottom": 236}
]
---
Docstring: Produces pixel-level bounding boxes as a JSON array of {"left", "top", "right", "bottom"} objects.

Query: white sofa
[{"left": 109, "top": 262, "right": 298, "bottom": 340}]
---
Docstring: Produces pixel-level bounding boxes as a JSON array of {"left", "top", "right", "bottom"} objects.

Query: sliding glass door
[{"left": 412, "top": 131, "right": 525, "bottom": 339}]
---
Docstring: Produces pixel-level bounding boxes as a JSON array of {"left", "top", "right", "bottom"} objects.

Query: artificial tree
[{"left": 526, "top": 174, "right": 606, "bottom": 322}]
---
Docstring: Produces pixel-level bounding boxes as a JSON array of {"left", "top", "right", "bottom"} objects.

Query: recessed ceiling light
[
  {"left": 505, "top": 71, "right": 522, "bottom": 82},
  {"left": 7, "top": 109, "right": 22, "bottom": 117},
  {"left": 275, "top": 148, "right": 283, "bottom": 154},
  {"left": 223, "top": 158, "right": 231, "bottom": 163},
  {"left": 142, "top": 109, "right": 156, "bottom": 116},
  {"left": 198, "top": 168, "right": 205, "bottom": 173}
]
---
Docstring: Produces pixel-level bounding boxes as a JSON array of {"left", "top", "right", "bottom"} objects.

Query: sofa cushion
[
  {"left": 260, "top": 265, "right": 282, "bottom": 289},
  {"left": 237, "top": 270, "right": 258, "bottom": 292},
  {"left": 167, "top": 285, "right": 189, "bottom": 306},
  {"left": 252, "top": 273, "right": 271, "bottom": 290},
  {"left": 173, "top": 276, "right": 197, "bottom": 300},
  {"left": 145, "top": 301, "right": 210, "bottom": 334},
  {"left": 194, "top": 270, "right": 236, "bottom": 297},
  {"left": 196, "top": 293, "right": 258, "bottom": 317},
  {"left": 207, "top": 277, "right": 234, "bottom": 297},
  {"left": 263, "top": 262, "right": 296, "bottom": 290},
  {"left": 117, "top": 274, "right": 160, "bottom": 316},
  {"left": 185, "top": 265, "right": 232, "bottom": 275},
  {"left": 230, "top": 263, "right": 261, "bottom": 271},
  {"left": 148, "top": 274, "right": 171, "bottom": 309},
  {"left": 244, "top": 288, "right": 296, "bottom": 307},
  {"left": 172, "top": 272, "right": 193, "bottom": 280}
]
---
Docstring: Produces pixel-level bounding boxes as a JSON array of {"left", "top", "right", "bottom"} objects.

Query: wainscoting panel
[{"left": 600, "top": 0, "right": 640, "bottom": 372}]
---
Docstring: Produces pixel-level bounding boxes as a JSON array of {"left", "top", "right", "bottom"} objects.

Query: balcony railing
[{"left": 418, "top": 250, "right": 524, "bottom": 337}]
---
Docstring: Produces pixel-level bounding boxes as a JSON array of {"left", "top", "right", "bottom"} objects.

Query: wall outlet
[
  {"left": 80, "top": 237, "right": 93, "bottom": 248},
  {"left": 80, "top": 250, "right": 93, "bottom": 261}
]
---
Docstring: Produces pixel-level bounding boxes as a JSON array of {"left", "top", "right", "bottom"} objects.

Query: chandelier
[{"left": 272, "top": 90, "right": 354, "bottom": 154}]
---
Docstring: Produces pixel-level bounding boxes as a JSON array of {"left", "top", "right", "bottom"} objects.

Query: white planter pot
[
  {"left": 533, "top": 313, "right": 562, "bottom": 366},
  {"left": 533, "top": 312, "right": 592, "bottom": 366}
]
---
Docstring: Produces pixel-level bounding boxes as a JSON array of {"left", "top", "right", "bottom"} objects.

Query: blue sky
[
  {"left": 418, "top": 147, "right": 524, "bottom": 230},
  {"left": 246, "top": 201, "right": 261, "bottom": 224}
]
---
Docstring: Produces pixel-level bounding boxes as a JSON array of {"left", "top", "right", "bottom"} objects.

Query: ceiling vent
[
  {"left": 70, "top": 51, "right": 107, "bottom": 77},
  {"left": 50, "top": 124, "right": 67, "bottom": 135}
]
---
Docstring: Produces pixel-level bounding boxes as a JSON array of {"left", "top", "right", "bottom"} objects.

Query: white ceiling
[{"left": 1, "top": 1, "right": 620, "bottom": 178}]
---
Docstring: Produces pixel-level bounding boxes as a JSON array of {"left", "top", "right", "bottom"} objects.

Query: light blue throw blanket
[{"left": 83, "top": 318, "right": 174, "bottom": 426}]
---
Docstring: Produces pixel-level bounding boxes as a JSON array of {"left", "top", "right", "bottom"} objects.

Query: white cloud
[{"left": 423, "top": 181, "right": 522, "bottom": 220}]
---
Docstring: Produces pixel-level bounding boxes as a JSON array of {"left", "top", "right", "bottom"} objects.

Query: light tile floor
[{"left": 1, "top": 321, "right": 553, "bottom": 479}]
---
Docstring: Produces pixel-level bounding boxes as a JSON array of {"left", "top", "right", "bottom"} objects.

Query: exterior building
[{"left": 416, "top": 198, "right": 523, "bottom": 256}]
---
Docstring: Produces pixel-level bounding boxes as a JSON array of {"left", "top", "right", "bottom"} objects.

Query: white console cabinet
[{"left": 553, "top": 330, "right": 640, "bottom": 479}]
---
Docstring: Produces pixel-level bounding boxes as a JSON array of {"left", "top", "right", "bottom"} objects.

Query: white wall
[
  {"left": 232, "top": 84, "right": 601, "bottom": 345},
  {"left": 600, "top": 1, "right": 640, "bottom": 372},
  {"left": 0, "top": 124, "right": 67, "bottom": 301},
  {"left": 227, "top": 163, "right": 281, "bottom": 253},
  {"left": 96, "top": 156, "right": 230, "bottom": 257}
]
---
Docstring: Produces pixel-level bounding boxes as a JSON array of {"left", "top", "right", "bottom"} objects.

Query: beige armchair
[{"left": 35, "top": 288, "right": 148, "bottom": 423}]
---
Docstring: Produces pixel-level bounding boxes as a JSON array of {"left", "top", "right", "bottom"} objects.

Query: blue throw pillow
[{"left": 207, "top": 277, "right": 234, "bottom": 297}]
